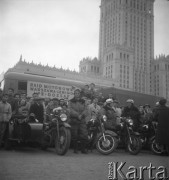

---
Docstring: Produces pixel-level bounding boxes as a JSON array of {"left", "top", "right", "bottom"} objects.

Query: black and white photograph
[{"left": 0, "top": 0, "right": 169, "bottom": 179}]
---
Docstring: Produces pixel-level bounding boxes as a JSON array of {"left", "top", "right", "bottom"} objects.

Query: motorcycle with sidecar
[{"left": 4, "top": 107, "right": 71, "bottom": 155}]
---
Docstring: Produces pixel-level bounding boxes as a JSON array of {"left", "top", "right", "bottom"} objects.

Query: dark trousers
[
  {"left": 71, "top": 122, "right": 88, "bottom": 151},
  {"left": 0, "top": 122, "right": 8, "bottom": 146}
]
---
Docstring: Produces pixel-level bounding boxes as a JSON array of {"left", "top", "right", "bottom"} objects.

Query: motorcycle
[
  {"left": 43, "top": 107, "right": 71, "bottom": 155},
  {"left": 114, "top": 117, "right": 142, "bottom": 155},
  {"left": 139, "top": 121, "right": 165, "bottom": 155},
  {"left": 5, "top": 107, "right": 71, "bottom": 155},
  {"left": 87, "top": 113, "right": 118, "bottom": 155}
]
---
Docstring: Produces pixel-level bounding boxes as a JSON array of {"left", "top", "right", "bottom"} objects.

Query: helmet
[
  {"left": 106, "top": 99, "right": 113, "bottom": 104},
  {"left": 126, "top": 99, "right": 134, "bottom": 103}
]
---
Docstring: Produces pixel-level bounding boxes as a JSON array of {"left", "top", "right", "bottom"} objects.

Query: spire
[{"left": 19, "top": 54, "right": 22, "bottom": 62}]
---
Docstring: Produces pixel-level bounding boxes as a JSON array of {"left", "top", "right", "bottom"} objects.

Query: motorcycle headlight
[
  {"left": 102, "top": 115, "right": 107, "bottom": 122},
  {"left": 127, "top": 118, "right": 133, "bottom": 126},
  {"left": 60, "top": 114, "right": 67, "bottom": 122}
]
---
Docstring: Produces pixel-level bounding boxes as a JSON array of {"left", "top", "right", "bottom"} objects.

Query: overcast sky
[{"left": 0, "top": 0, "right": 169, "bottom": 74}]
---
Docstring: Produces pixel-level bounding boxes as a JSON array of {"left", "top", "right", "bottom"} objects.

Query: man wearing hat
[
  {"left": 101, "top": 99, "right": 117, "bottom": 129},
  {"left": 122, "top": 99, "right": 141, "bottom": 130},
  {"left": 153, "top": 98, "right": 169, "bottom": 155}
]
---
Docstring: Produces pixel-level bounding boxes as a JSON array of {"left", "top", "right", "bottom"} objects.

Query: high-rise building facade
[
  {"left": 98, "top": 0, "right": 155, "bottom": 93},
  {"left": 151, "top": 55, "right": 169, "bottom": 101}
]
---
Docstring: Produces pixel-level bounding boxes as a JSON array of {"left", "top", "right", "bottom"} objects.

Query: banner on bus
[{"left": 27, "top": 81, "right": 77, "bottom": 99}]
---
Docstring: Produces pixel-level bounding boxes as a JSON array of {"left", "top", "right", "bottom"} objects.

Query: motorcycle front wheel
[
  {"left": 127, "top": 135, "right": 142, "bottom": 155},
  {"left": 55, "top": 126, "right": 71, "bottom": 155},
  {"left": 96, "top": 133, "right": 117, "bottom": 155},
  {"left": 150, "top": 137, "right": 164, "bottom": 155}
]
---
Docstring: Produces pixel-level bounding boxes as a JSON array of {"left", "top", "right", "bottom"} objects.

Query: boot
[
  {"left": 81, "top": 140, "right": 88, "bottom": 154},
  {"left": 73, "top": 140, "right": 78, "bottom": 154}
]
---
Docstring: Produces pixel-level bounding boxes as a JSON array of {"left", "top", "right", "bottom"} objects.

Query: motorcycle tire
[
  {"left": 55, "top": 127, "right": 71, "bottom": 155},
  {"left": 96, "top": 133, "right": 118, "bottom": 155},
  {"left": 150, "top": 137, "right": 164, "bottom": 155},
  {"left": 127, "top": 135, "right": 142, "bottom": 155}
]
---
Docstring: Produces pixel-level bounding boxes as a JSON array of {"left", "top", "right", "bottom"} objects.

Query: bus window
[{"left": 18, "top": 81, "right": 27, "bottom": 91}]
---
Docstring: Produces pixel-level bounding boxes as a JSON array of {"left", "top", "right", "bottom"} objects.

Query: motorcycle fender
[
  {"left": 62, "top": 122, "right": 71, "bottom": 128},
  {"left": 105, "top": 130, "right": 118, "bottom": 137},
  {"left": 150, "top": 135, "right": 155, "bottom": 142}
]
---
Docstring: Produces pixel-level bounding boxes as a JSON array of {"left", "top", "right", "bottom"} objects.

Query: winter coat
[
  {"left": 121, "top": 104, "right": 141, "bottom": 129},
  {"left": 153, "top": 105, "right": 169, "bottom": 145},
  {"left": 68, "top": 98, "right": 87, "bottom": 125},
  {"left": 101, "top": 104, "right": 117, "bottom": 128},
  {"left": 29, "top": 102, "right": 44, "bottom": 123}
]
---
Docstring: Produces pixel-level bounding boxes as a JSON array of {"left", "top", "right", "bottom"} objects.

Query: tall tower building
[
  {"left": 151, "top": 55, "right": 169, "bottom": 101},
  {"left": 98, "top": 0, "right": 155, "bottom": 93}
]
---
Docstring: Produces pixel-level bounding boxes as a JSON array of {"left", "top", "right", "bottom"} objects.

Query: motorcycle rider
[
  {"left": 46, "top": 98, "right": 60, "bottom": 121},
  {"left": 68, "top": 89, "right": 88, "bottom": 154},
  {"left": 121, "top": 99, "right": 141, "bottom": 131},
  {"left": 101, "top": 99, "right": 117, "bottom": 129}
]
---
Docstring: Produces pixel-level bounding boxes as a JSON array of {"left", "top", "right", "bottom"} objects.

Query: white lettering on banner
[{"left": 27, "top": 81, "right": 77, "bottom": 99}]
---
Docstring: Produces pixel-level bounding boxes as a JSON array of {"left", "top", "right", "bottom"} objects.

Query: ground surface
[{"left": 0, "top": 147, "right": 169, "bottom": 180}]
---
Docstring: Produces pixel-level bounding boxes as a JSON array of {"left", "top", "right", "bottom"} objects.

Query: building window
[
  {"left": 120, "top": 53, "right": 122, "bottom": 59},
  {"left": 124, "top": 54, "right": 126, "bottom": 59},
  {"left": 94, "top": 66, "right": 96, "bottom": 72}
]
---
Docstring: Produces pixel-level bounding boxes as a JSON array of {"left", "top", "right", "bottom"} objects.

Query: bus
[
  {"left": 1, "top": 71, "right": 162, "bottom": 106},
  {"left": 1, "top": 71, "right": 88, "bottom": 99}
]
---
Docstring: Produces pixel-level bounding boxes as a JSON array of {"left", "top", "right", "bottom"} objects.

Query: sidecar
[{"left": 5, "top": 115, "right": 44, "bottom": 149}]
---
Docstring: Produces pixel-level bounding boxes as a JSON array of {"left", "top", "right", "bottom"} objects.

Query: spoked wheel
[
  {"left": 96, "top": 133, "right": 117, "bottom": 155},
  {"left": 127, "top": 135, "right": 142, "bottom": 155},
  {"left": 150, "top": 137, "right": 164, "bottom": 155},
  {"left": 55, "top": 127, "right": 71, "bottom": 155}
]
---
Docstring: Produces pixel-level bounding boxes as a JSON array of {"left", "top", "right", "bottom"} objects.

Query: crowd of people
[{"left": 0, "top": 83, "right": 169, "bottom": 155}]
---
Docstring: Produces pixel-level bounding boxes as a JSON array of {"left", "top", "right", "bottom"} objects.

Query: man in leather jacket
[{"left": 121, "top": 99, "right": 141, "bottom": 131}]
